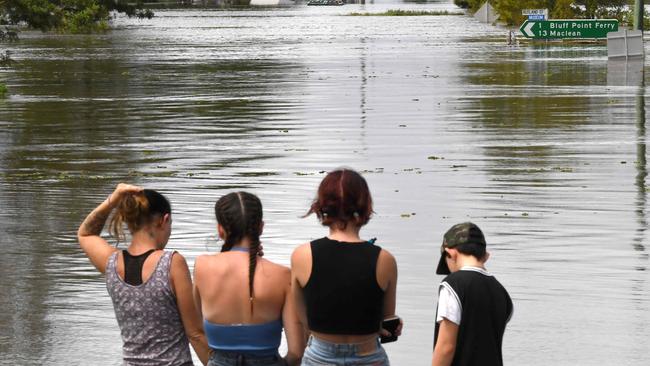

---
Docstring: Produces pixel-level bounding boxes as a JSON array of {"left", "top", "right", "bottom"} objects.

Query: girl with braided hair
[{"left": 193, "top": 192, "right": 304, "bottom": 366}]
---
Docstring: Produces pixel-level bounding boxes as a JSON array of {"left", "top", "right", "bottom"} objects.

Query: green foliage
[
  {"left": 348, "top": 10, "right": 464, "bottom": 16},
  {"left": 495, "top": 0, "right": 547, "bottom": 26},
  {"left": 453, "top": 0, "right": 635, "bottom": 26},
  {"left": 613, "top": 7, "right": 650, "bottom": 30},
  {"left": 61, "top": 1, "right": 109, "bottom": 33},
  {"left": 0, "top": 0, "right": 154, "bottom": 33},
  {"left": 551, "top": 0, "right": 576, "bottom": 19},
  {"left": 573, "top": 0, "right": 627, "bottom": 18},
  {"left": 0, "top": 82, "right": 7, "bottom": 97}
]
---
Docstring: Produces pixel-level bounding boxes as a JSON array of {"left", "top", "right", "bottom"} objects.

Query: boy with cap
[{"left": 432, "top": 222, "right": 513, "bottom": 366}]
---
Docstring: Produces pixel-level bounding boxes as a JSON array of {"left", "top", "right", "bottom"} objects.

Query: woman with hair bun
[
  {"left": 193, "top": 192, "right": 304, "bottom": 366},
  {"left": 291, "top": 168, "right": 400, "bottom": 366},
  {"left": 77, "top": 183, "right": 210, "bottom": 365}
]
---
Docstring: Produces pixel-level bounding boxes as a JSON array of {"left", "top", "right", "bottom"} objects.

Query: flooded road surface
[{"left": 1, "top": 1, "right": 650, "bottom": 364}]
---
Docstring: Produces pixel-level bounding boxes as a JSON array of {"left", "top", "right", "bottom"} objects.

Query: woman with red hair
[{"left": 291, "top": 169, "right": 400, "bottom": 366}]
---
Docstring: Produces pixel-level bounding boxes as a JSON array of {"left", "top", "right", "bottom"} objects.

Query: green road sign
[{"left": 519, "top": 20, "right": 618, "bottom": 39}]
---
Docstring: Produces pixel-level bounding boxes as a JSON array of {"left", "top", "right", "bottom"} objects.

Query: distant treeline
[
  {"left": 0, "top": 0, "right": 257, "bottom": 32},
  {"left": 454, "top": 1, "right": 644, "bottom": 26},
  {"left": 0, "top": 0, "right": 154, "bottom": 33}
]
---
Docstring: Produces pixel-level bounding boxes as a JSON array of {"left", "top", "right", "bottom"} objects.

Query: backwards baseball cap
[{"left": 436, "top": 222, "right": 486, "bottom": 275}]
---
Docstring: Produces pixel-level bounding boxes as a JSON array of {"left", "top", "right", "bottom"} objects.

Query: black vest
[
  {"left": 434, "top": 269, "right": 513, "bottom": 366},
  {"left": 303, "top": 237, "right": 384, "bottom": 335}
]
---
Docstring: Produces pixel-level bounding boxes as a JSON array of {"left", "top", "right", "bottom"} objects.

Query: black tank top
[
  {"left": 303, "top": 237, "right": 384, "bottom": 335},
  {"left": 122, "top": 249, "right": 156, "bottom": 286}
]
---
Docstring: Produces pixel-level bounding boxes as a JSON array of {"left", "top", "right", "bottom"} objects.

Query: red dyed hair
[{"left": 306, "top": 169, "right": 373, "bottom": 229}]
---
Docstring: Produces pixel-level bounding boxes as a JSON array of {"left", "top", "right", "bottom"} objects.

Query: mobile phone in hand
[{"left": 380, "top": 316, "right": 400, "bottom": 343}]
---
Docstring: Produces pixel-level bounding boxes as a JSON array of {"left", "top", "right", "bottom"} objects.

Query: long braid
[
  {"left": 242, "top": 193, "right": 262, "bottom": 314},
  {"left": 214, "top": 191, "right": 263, "bottom": 314}
]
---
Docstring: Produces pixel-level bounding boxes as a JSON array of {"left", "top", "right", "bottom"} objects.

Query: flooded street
[{"left": 1, "top": 0, "right": 650, "bottom": 364}]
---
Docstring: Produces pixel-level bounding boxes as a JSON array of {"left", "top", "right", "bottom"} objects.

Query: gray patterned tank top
[{"left": 106, "top": 250, "right": 193, "bottom": 366}]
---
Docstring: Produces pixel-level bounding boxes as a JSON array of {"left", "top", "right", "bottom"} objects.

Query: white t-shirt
[{"left": 436, "top": 266, "right": 493, "bottom": 325}]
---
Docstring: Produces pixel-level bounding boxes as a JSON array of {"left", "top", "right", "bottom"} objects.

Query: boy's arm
[{"left": 431, "top": 318, "right": 458, "bottom": 366}]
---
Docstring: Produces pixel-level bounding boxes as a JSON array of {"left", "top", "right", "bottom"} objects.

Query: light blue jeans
[{"left": 301, "top": 336, "right": 390, "bottom": 366}]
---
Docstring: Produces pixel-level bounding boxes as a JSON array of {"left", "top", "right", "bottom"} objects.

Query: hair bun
[{"left": 109, "top": 189, "right": 171, "bottom": 243}]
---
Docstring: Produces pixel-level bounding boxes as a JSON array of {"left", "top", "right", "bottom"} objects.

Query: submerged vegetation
[
  {"left": 0, "top": 0, "right": 154, "bottom": 33},
  {"left": 0, "top": 50, "right": 13, "bottom": 66},
  {"left": 348, "top": 9, "right": 464, "bottom": 16}
]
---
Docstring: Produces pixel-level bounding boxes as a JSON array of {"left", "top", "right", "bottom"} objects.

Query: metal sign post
[{"left": 634, "top": 0, "right": 644, "bottom": 32}]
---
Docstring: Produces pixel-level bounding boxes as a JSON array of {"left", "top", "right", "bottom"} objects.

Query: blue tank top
[{"left": 203, "top": 319, "right": 282, "bottom": 356}]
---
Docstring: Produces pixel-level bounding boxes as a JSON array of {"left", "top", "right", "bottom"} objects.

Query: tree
[
  {"left": 472, "top": 0, "right": 631, "bottom": 24},
  {"left": 0, "top": 0, "right": 153, "bottom": 33},
  {"left": 573, "top": 0, "right": 627, "bottom": 18},
  {"left": 551, "top": 0, "right": 577, "bottom": 19}
]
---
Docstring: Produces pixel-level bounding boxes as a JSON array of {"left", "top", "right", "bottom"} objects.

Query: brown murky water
[{"left": 1, "top": 1, "right": 649, "bottom": 364}]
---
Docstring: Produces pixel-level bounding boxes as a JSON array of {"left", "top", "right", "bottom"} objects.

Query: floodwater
[{"left": 1, "top": 0, "right": 650, "bottom": 364}]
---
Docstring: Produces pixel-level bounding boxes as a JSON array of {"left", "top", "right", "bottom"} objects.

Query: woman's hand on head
[{"left": 110, "top": 183, "right": 143, "bottom": 204}]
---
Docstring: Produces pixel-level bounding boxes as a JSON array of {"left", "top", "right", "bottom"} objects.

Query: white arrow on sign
[{"left": 523, "top": 22, "right": 535, "bottom": 37}]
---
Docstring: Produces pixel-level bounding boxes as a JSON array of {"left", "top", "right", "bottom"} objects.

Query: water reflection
[
  {"left": 457, "top": 41, "right": 650, "bottom": 364},
  {"left": 0, "top": 28, "right": 304, "bottom": 363},
  {"left": 2, "top": 4, "right": 650, "bottom": 364},
  {"left": 633, "top": 66, "right": 647, "bottom": 259},
  {"left": 458, "top": 45, "right": 600, "bottom": 184}
]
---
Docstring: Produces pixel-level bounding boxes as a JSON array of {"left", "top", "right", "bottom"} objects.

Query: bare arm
[
  {"left": 377, "top": 249, "right": 401, "bottom": 337},
  {"left": 77, "top": 183, "right": 142, "bottom": 273},
  {"left": 171, "top": 253, "right": 210, "bottom": 365},
  {"left": 432, "top": 319, "right": 458, "bottom": 366},
  {"left": 290, "top": 244, "right": 311, "bottom": 334},
  {"left": 192, "top": 256, "right": 205, "bottom": 319},
  {"left": 282, "top": 270, "right": 305, "bottom": 366},
  {"left": 378, "top": 249, "right": 398, "bottom": 318}
]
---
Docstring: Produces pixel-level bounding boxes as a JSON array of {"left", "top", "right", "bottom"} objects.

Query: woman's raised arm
[{"left": 77, "top": 183, "right": 142, "bottom": 274}]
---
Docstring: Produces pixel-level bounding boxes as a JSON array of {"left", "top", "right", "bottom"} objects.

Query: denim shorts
[
  {"left": 301, "top": 336, "right": 390, "bottom": 366},
  {"left": 208, "top": 349, "right": 287, "bottom": 366}
]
